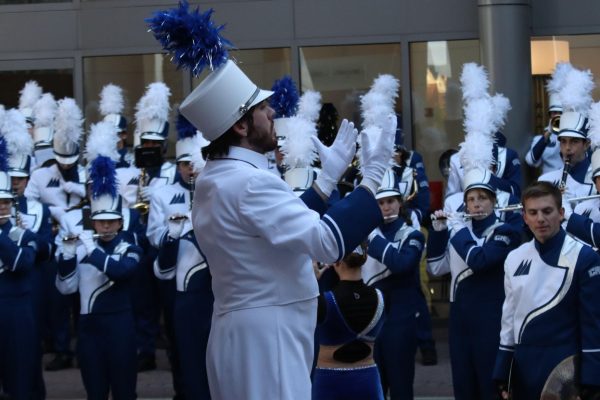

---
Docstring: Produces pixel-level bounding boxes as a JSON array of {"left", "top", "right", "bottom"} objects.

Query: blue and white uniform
[
  {"left": 0, "top": 221, "right": 38, "bottom": 400},
  {"left": 56, "top": 232, "right": 141, "bottom": 399},
  {"left": 427, "top": 213, "right": 520, "bottom": 399},
  {"left": 446, "top": 148, "right": 522, "bottom": 198},
  {"left": 192, "top": 146, "right": 382, "bottom": 400},
  {"left": 525, "top": 132, "right": 562, "bottom": 175},
  {"left": 363, "top": 218, "right": 425, "bottom": 400},
  {"left": 444, "top": 190, "right": 523, "bottom": 228},
  {"left": 538, "top": 157, "right": 594, "bottom": 201},
  {"left": 493, "top": 229, "right": 600, "bottom": 399},
  {"left": 152, "top": 176, "right": 213, "bottom": 399},
  {"left": 115, "top": 162, "right": 176, "bottom": 208}
]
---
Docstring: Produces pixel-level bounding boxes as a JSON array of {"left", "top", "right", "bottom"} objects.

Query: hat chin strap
[{"left": 238, "top": 87, "right": 261, "bottom": 115}]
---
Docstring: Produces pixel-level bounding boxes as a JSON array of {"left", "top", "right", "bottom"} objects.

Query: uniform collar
[
  {"left": 380, "top": 216, "right": 405, "bottom": 233},
  {"left": 0, "top": 220, "right": 13, "bottom": 234},
  {"left": 224, "top": 146, "right": 270, "bottom": 171},
  {"left": 534, "top": 228, "right": 565, "bottom": 264},
  {"left": 570, "top": 156, "right": 591, "bottom": 183},
  {"left": 471, "top": 212, "right": 498, "bottom": 237}
]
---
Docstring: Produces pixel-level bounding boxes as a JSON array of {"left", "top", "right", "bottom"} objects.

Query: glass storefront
[
  {"left": 0, "top": 68, "right": 73, "bottom": 109},
  {"left": 83, "top": 53, "right": 184, "bottom": 157}
]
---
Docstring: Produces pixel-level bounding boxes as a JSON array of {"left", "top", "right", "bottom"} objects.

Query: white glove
[
  {"left": 62, "top": 238, "right": 78, "bottom": 259},
  {"left": 49, "top": 206, "right": 66, "bottom": 222},
  {"left": 62, "top": 181, "right": 86, "bottom": 198},
  {"left": 167, "top": 214, "right": 186, "bottom": 239},
  {"left": 431, "top": 210, "right": 449, "bottom": 232},
  {"left": 448, "top": 214, "right": 466, "bottom": 233},
  {"left": 140, "top": 186, "right": 155, "bottom": 202},
  {"left": 562, "top": 197, "right": 573, "bottom": 221},
  {"left": 359, "top": 114, "right": 397, "bottom": 195},
  {"left": 79, "top": 230, "right": 96, "bottom": 256},
  {"left": 312, "top": 119, "right": 358, "bottom": 196}
]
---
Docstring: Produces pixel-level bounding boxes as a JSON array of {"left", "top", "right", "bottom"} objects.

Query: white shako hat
[
  {"left": 99, "top": 84, "right": 128, "bottom": 131},
  {"left": 556, "top": 65, "right": 594, "bottom": 140},
  {"left": 375, "top": 168, "right": 402, "bottom": 200},
  {"left": 135, "top": 82, "right": 171, "bottom": 142},
  {"left": 2, "top": 108, "right": 33, "bottom": 178},
  {"left": 18, "top": 81, "right": 42, "bottom": 126},
  {"left": 86, "top": 121, "right": 121, "bottom": 220},
  {"left": 53, "top": 98, "right": 84, "bottom": 165},
  {"left": 548, "top": 93, "right": 563, "bottom": 113},
  {"left": 180, "top": 60, "right": 273, "bottom": 141}
]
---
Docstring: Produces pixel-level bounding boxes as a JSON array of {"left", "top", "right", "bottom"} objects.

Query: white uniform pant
[{"left": 207, "top": 298, "right": 317, "bottom": 400}]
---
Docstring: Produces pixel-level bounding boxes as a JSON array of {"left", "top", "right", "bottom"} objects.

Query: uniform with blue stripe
[
  {"left": 493, "top": 229, "right": 600, "bottom": 399},
  {"left": 427, "top": 175, "right": 521, "bottom": 400},
  {"left": 362, "top": 169, "right": 425, "bottom": 400},
  {"left": 150, "top": 113, "right": 213, "bottom": 399}
]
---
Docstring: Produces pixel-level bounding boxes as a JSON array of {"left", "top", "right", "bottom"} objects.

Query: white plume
[
  {"left": 490, "top": 93, "right": 512, "bottom": 132},
  {"left": 370, "top": 74, "right": 400, "bottom": 103},
  {"left": 547, "top": 62, "right": 573, "bottom": 95},
  {"left": 587, "top": 101, "right": 600, "bottom": 148},
  {"left": 297, "top": 91, "right": 322, "bottom": 123},
  {"left": 281, "top": 116, "right": 318, "bottom": 169},
  {"left": 459, "top": 97, "right": 496, "bottom": 172},
  {"left": 135, "top": 82, "right": 171, "bottom": 124},
  {"left": 33, "top": 93, "right": 57, "bottom": 128},
  {"left": 190, "top": 132, "right": 210, "bottom": 173},
  {"left": 53, "top": 98, "right": 84, "bottom": 150},
  {"left": 99, "top": 84, "right": 124, "bottom": 116},
  {"left": 85, "top": 121, "right": 120, "bottom": 162},
  {"left": 559, "top": 66, "right": 595, "bottom": 115},
  {"left": 19, "top": 81, "right": 42, "bottom": 110},
  {"left": 2, "top": 108, "right": 32, "bottom": 157},
  {"left": 460, "top": 63, "right": 489, "bottom": 102}
]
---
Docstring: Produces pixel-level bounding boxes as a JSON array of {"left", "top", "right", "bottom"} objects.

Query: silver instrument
[
  {"left": 189, "top": 175, "right": 195, "bottom": 211},
  {"left": 62, "top": 232, "right": 117, "bottom": 242},
  {"left": 430, "top": 203, "right": 524, "bottom": 222},
  {"left": 0, "top": 214, "right": 12, "bottom": 219},
  {"left": 168, "top": 214, "right": 189, "bottom": 222},
  {"left": 383, "top": 214, "right": 399, "bottom": 221},
  {"left": 567, "top": 193, "right": 600, "bottom": 203},
  {"left": 12, "top": 192, "right": 22, "bottom": 228},
  {"left": 559, "top": 156, "right": 572, "bottom": 193}
]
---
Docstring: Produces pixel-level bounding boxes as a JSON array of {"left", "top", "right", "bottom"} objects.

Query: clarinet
[
  {"left": 12, "top": 190, "right": 22, "bottom": 228},
  {"left": 558, "top": 156, "right": 572, "bottom": 193}
]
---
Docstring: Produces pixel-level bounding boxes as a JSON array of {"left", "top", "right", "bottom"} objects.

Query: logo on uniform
[
  {"left": 127, "top": 177, "right": 139, "bottom": 185},
  {"left": 583, "top": 209, "right": 593, "bottom": 218},
  {"left": 76, "top": 219, "right": 83, "bottom": 226},
  {"left": 47, "top": 178, "right": 60, "bottom": 188},
  {"left": 589, "top": 266, "right": 600, "bottom": 278},
  {"left": 514, "top": 260, "right": 532, "bottom": 276},
  {"left": 170, "top": 193, "right": 185, "bottom": 205}
]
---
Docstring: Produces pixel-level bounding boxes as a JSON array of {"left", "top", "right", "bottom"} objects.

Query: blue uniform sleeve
[
  {"left": 566, "top": 213, "right": 600, "bottom": 248},
  {"left": 407, "top": 168, "right": 430, "bottom": 222},
  {"left": 157, "top": 235, "right": 179, "bottom": 274},
  {"left": 300, "top": 186, "right": 328, "bottom": 216},
  {"left": 85, "top": 245, "right": 142, "bottom": 280},
  {"left": 57, "top": 253, "right": 77, "bottom": 279},
  {"left": 0, "top": 229, "right": 36, "bottom": 273},
  {"left": 493, "top": 348, "right": 514, "bottom": 381},
  {"left": 491, "top": 149, "right": 522, "bottom": 198},
  {"left": 450, "top": 224, "right": 520, "bottom": 273},
  {"left": 427, "top": 228, "right": 449, "bottom": 259},
  {"left": 368, "top": 230, "right": 424, "bottom": 276},
  {"left": 528, "top": 135, "right": 548, "bottom": 165},
  {"left": 577, "top": 248, "right": 600, "bottom": 386}
]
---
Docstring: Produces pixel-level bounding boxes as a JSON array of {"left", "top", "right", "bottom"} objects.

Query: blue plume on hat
[
  {"left": 146, "top": 0, "right": 232, "bottom": 77},
  {"left": 90, "top": 156, "right": 117, "bottom": 200},
  {"left": 0, "top": 136, "right": 7, "bottom": 173},
  {"left": 176, "top": 112, "right": 197, "bottom": 140},
  {"left": 270, "top": 76, "right": 299, "bottom": 118}
]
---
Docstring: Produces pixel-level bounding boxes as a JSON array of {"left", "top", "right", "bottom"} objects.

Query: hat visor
[
  {"left": 0, "top": 190, "right": 13, "bottom": 199},
  {"left": 54, "top": 153, "right": 79, "bottom": 165},
  {"left": 8, "top": 170, "right": 29, "bottom": 178},
  {"left": 375, "top": 189, "right": 402, "bottom": 200},
  {"left": 558, "top": 130, "right": 587, "bottom": 140},
  {"left": 140, "top": 133, "right": 166, "bottom": 141},
  {"left": 548, "top": 105, "right": 563, "bottom": 113},
  {"left": 465, "top": 183, "right": 495, "bottom": 194},
  {"left": 176, "top": 155, "right": 192, "bottom": 163},
  {"left": 91, "top": 211, "right": 122, "bottom": 221}
]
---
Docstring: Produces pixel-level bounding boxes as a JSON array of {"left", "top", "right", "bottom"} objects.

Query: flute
[
  {"left": 567, "top": 193, "right": 600, "bottom": 203},
  {"left": 62, "top": 232, "right": 117, "bottom": 242},
  {"left": 0, "top": 214, "right": 11, "bottom": 219},
  {"left": 383, "top": 214, "right": 399, "bottom": 221}
]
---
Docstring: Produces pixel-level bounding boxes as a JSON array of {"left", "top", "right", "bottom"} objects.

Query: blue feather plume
[
  {"left": 90, "top": 156, "right": 117, "bottom": 199},
  {"left": 270, "top": 76, "right": 299, "bottom": 118},
  {"left": 146, "top": 0, "right": 232, "bottom": 76},
  {"left": 0, "top": 137, "right": 7, "bottom": 173},
  {"left": 176, "top": 112, "right": 197, "bottom": 140}
]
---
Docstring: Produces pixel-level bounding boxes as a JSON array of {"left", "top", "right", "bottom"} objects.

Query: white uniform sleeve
[
  {"left": 499, "top": 258, "right": 516, "bottom": 349},
  {"left": 146, "top": 190, "right": 167, "bottom": 248},
  {"left": 446, "top": 154, "right": 462, "bottom": 197}
]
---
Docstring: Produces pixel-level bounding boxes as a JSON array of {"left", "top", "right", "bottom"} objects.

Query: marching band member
[
  {"left": 3, "top": 108, "right": 53, "bottom": 398},
  {"left": 148, "top": 3, "right": 396, "bottom": 397},
  {"left": 152, "top": 113, "right": 212, "bottom": 399},
  {"left": 362, "top": 168, "right": 425, "bottom": 400},
  {"left": 26, "top": 97, "right": 86, "bottom": 371},
  {"left": 56, "top": 126, "right": 142, "bottom": 399},
  {"left": 493, "top": 182, "right": 600, "bottom": 400},
  {"left": 427, "top": 91, "right": 521, "bottom": 399},
  {"left": 538, "top": 65, "right": 596, "bottom": 205},
  {"left": 30, "top": 92, "right": 57, "bottom": 168},
  {"left": 269, "top": 75, "right": 300, "bottom": 178},
  {"left": 392, "top": 144, "right": 430, "bottom": 224},
  {"left": 99, "top": 84, "right": 133, "bottom": 168},
  {"left": 0, "top": 132, "right": 39, "bottom": 400},
  {"left": 313, "top": 244, "right": 386, "bottom": 400}
]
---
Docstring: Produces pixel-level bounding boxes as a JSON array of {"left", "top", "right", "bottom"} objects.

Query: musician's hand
[
  {"left": 62, "top": 181, "right": 86, "bottom": 198},
  {"left": 494, "top": 380, "right": 509, "bottom": 400},
  {"left": 562, "top": 197, "right": 573, "bottom": 221},
  {"left": 313, "top": 261, "right": 330, "bottom": 280},
  {"left": 168, "top": 214, "right": 186, "bottom": 239},
  {"left": 49, "top": 206, "right": 66, "bottom": 222},
  {"left": 62, "top": 236, "right": 78, "bottom": 259},
  {"left": 140, "top": 186, "right": 155, "bottom": 202},
  {"left": 80, "top": 230, "right": 96, "bottom": 256},
  {"left": 448, "top": 214, "right": 466, "bottom": 234},
  {"left": 431, "top": 210, "right": 449, "bottom": 232}
]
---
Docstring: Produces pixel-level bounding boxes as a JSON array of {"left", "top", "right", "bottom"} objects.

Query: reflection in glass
[
  {"left": 410, "top": 40, "right": 479, "bottom": 184},
  {"left": 0, "top": 69, "right": 73, "bottom": 109},
  {"left": 299, "top": 44, "right": 402, "bottom": 133},
  {"left": 83, "top": 54, "right": 184, "bottom": 157}
]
